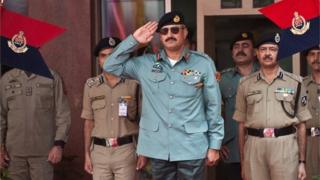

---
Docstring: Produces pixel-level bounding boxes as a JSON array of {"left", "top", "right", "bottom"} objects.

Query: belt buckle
[
  {"left": 106, "top": 138, "right": 118, "bottom": 147},
  {"left": 311, "top": 127, "right": 320, "bottom": 137},
  {"left": 263, "top": 128, "right": 275, "bottom": 138}
]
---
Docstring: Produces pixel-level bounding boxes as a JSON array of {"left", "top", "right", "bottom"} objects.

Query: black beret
[
  {"left": 255, "top": 32, "right": 281, "bottom": 48},
  {"left": 157, "top": 11, "right": 185, "bottom": 32},
  {"left": 303, "top": 44, "right": 320, "bottom": 56},
  {"left": 94, "top": 37, "right": 121, "bottom": 56},
  {"left": 230, "top": 32, "right": 255, "bottom": 49}
]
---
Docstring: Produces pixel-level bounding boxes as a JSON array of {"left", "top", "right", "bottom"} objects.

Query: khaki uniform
[
  {"left": 233, "top": 68, "right": 311, "bottom": 180},
  {"left": 303, "top": 76, "right": 320, "bottom": 180},
  {"left": 81, "top": 74, "right": 139, "bottom": 180},
  {"left": 0, "top": 69, "right": 71, "bottom": 180}
]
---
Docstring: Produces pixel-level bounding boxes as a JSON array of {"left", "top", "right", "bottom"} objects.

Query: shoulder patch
[
  {"left": 283, "top": 71, "right": 303, "bottom": 82},
  {"left": 221, "top": 67, "right": 234, "bottom": 74},
  {"left": 86, "top": 75, "right": 104, "bottom": 88},
  {"left": 239, "top": 71, "right": 259, "bottom": 85}
]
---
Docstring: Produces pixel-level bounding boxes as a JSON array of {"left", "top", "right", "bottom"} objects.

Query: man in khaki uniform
[
  {"left": 233, "top": 32, "right": 312, "bottom": 180},
  {"left": 303, "top": 45, "right": 320, "bottom": 180},
  {"left": 0, "top": 69, "right": 71, "bottom": 180},
  {"left": 82, "top": 37, "right": 145, "bottom": 180}
]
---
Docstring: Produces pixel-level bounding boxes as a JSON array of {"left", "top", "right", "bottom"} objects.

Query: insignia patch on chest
[
  {"left": 181, "top": 69, "right": 201, "bottom": 76},
  {"left": 301, "top": 96, "right": 307, "bottom": 106},
  {"left": 275, "top": 87, "right": 295, "bottom": 94},
  {"left": 152, "top": 62, "right": 163, "bottom": 73}
]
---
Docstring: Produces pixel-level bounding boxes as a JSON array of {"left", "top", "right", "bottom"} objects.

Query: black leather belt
[
  {"left": 93, "top": 136, "right": 133, "bottom": 147},
  {"left": 247, "top": 126, "right": 296, "bottom": 138},
  {"left": 306, "top": 127, "right": 320, "bottom": 137}
]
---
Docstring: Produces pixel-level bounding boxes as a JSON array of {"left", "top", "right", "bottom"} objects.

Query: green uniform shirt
[
  {"left": 0, "top": 69, "right": 71, "bottom": 156},
  {"left": 219, "top": 64, "right": 259, "bottom": 163},
  {"left": 103, "top": 35, "right": 224, "bottom": 161}
]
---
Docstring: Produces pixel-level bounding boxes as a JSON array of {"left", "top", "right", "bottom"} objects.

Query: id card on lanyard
[{"left": 118, "top": 96, "right": 132, "bottom": 117}]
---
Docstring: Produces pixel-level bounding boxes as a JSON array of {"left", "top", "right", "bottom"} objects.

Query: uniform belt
[
  {"left": 93, "top": 136, "right": 133, "bottom": 147},
  {"left": 306, "top": 127, "right": 320, "bottom": 137},
  {"left": 247, "top": 126, "right": 296, "bottom": 138}
]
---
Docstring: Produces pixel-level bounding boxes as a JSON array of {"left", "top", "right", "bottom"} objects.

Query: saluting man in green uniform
[
  {"left": 81, "top": 37, "right": 146, "bottom": 180},
  {"left": 103, "top": 11, "right": 224, "bottom": 180},
  {"left": 303, "top": 45, "right": 320, "bottom": 180},
  {"left": 233, "top": 32, "right": 312, "bottom": 180},
  {"left": 217, "top": 32, "right": 258, "bottom": 180}
]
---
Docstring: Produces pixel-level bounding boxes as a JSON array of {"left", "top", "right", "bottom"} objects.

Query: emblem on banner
[
  {"left": 8, "top": 31, "right": 28, "bottom": 53},
  {"left": 290, "top": 11, "right": 310, "bottom": 35}
]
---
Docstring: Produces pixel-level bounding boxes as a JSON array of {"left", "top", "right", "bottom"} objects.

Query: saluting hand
[
  {"left": 133, "top": 21, "right": 158, "bottom": 44},
  {"left": 47, "top": 146, "right": 63, "bottom": 164}
]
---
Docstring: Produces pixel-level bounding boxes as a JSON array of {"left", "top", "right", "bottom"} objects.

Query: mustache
[
  {"left": 236, "top": 51, "right": 247, "bottom": 57},
  {"left": 263, "top": 55, "right": 273, "bottom": 61},
  {"left": 165, "top": 37, "right": 177, "bottom": 42},
  {"left": 312, "top": 60, "right": 320, "bottom": 64}
]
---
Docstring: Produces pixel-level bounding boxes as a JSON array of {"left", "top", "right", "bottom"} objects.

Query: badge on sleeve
[{"left": 301, "top": 96, "right": 307, "bottom": 106}]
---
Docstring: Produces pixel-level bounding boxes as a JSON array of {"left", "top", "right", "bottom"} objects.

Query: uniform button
[
  {"left": 168, "top": 124, "right": 172, "bottom": 128},
  {"left": 111, "top": 103, "right": 114, "bottom": 106},
  {"left": 111, "top": 117, "right": 114, "bottom": 120},
  {"left": 169, "top": 109, "right": 173, "bottom": 113},
  {"left": 171, "top": 69, "right": 175, "bottom": 72},
  {"left": 169, "top": 95, "right": 174, "bottom": 99},
  {"left": 170, "top": 81, "right": 175, "bottom": 85}
]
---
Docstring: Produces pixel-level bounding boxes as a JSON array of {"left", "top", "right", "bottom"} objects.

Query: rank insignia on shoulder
[
  {"left": 86, "top": 76, "right": 103, "bottom": 88},
  {"left": 8, "top": 31, "right": 28, "bottom": 53},
  {"left": 301, "top": 96, "right": 307, "bottom": 106}
]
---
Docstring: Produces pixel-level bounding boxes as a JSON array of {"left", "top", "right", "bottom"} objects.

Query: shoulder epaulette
[
  {"left": 283, "top": 71, "right": 302, "bottom": 82},
  {"left": 189, "top": 51, "right": 212, "bottom": 60},
  {"left": 86, "top": 75, "right": 104, "bottom": 88},
  {"left": 221, "top": 67, "right": 234, "bottom": 74},
  {"left": 239, "top": 71, "right": 259, "bottom": 85}
]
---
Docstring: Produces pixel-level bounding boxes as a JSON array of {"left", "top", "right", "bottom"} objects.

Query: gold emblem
[
  {"left": 242, "top": 33, "right": 248, "bottom": 38},
  {"left": 290, "top": 11, "right": 310, "bottom": 35},
  {"left": 173, "top": 15, "right": 180, "bottom": 23},
  {"left": 8, "top": 31, "right": 28, "bottom": 53},
  {"left": 275, "top": 33, "right": 281, "bottom": 43},
  {"left": 109, "top": 37, "right": 116, "bottom": 46}
]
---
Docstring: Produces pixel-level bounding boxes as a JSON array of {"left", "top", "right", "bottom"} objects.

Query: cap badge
[
  {"left": 8, "top": 31, "right": 28, "bottom": 53},
  {"left": 290, "top": 11, "right": 310, "bottom": 35},
  {"left": 275, "top": 33, "right": 281, "bottom": 43},
  {"left": 109, "top": 37, "right": 116, "bottom": 46},
  {"left": 173, "top": 15, "right": 180, "bottom": 23},
  {"left": 242, "top": 33, "right": 248, "bottom": 38}
]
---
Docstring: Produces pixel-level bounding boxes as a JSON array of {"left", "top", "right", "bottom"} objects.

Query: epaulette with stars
[{"left": 86, "top": 75, "right": 104, "bottom": 88}]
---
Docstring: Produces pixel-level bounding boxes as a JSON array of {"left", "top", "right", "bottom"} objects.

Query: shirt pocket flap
[
  {"left": 91, "top": 99, "right": 106, "bottom": 110},
  {"left": 275, "top": 93, "right": 294, "bottom": 102},
  {"left": 148, "top": 72, "right": 167, "bottom": 83},
  {"left": 184, "top": 120, "right": 208, "bottom": 133},
  {"left": 181, "top": 75, "right": 201, "bottom": 85},
  {"left": 246, "top": 93, "right": 263, "bottom": 105}
]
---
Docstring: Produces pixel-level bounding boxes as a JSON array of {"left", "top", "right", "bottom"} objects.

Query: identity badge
[{"left": 118, "top": 96, "right": 131, "bottom": 117}]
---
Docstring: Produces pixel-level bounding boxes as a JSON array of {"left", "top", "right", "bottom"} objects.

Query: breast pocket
[
  {"left": 275, "top": 93, "right": 294, "bottom": 114},
  {"left": 147, "top": 72, "right": 167, "bottom": 93},
  {"left": 7, "top": 89, "right": 23, "bottom": 110},
  {"left": 92, "top": 99, "right": 106, "bottom": 111},
  {"left": 246, "top": 93, "right": 263, "bottom": 114},
  {"left": 180, "top": 75, "right": 202, "bottom": 97},
  {"left": 35, "top": 83, "right": 54, "bottom": 109}
]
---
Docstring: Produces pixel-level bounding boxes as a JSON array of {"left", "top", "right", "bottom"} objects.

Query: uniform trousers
[
  {"left": 8, "top": 156, "right": 53, "bottom": 180},
  {"left": 91, "top": 143, "right": 137, "bottom": 180},
  {"left": 243, "top": 134, "right": 299, "bottom": 180}
]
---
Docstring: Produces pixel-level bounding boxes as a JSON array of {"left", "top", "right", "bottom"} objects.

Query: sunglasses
[{"left": 159, "top": 26, "right": 185, "bottom": 35}]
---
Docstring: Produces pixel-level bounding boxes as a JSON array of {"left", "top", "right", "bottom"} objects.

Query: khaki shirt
[
  {"left": 81, "top": 74, "right": 139, "bottom": 138},
  {"left": 0, "top": 69, "right": 71, "bottom": 156},
  {"left": 303, "top": 75, "right": 320, "bottom": 128},
  {"left": 233, "top": 68, "right": 311, "bottom": 128}
]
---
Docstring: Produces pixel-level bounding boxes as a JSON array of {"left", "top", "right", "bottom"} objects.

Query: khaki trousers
[
  {"left": 8, "top": 156, "right": 53, "bottom": 180},
  {"left": 91, "top": 143, "right": 137, "bottom": 180},
  {"left": 306, "top": 136, "right": 320, "bottom": 180},
  {"left": 243, "top": 134, "right": 299, "bottom": 180}
]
